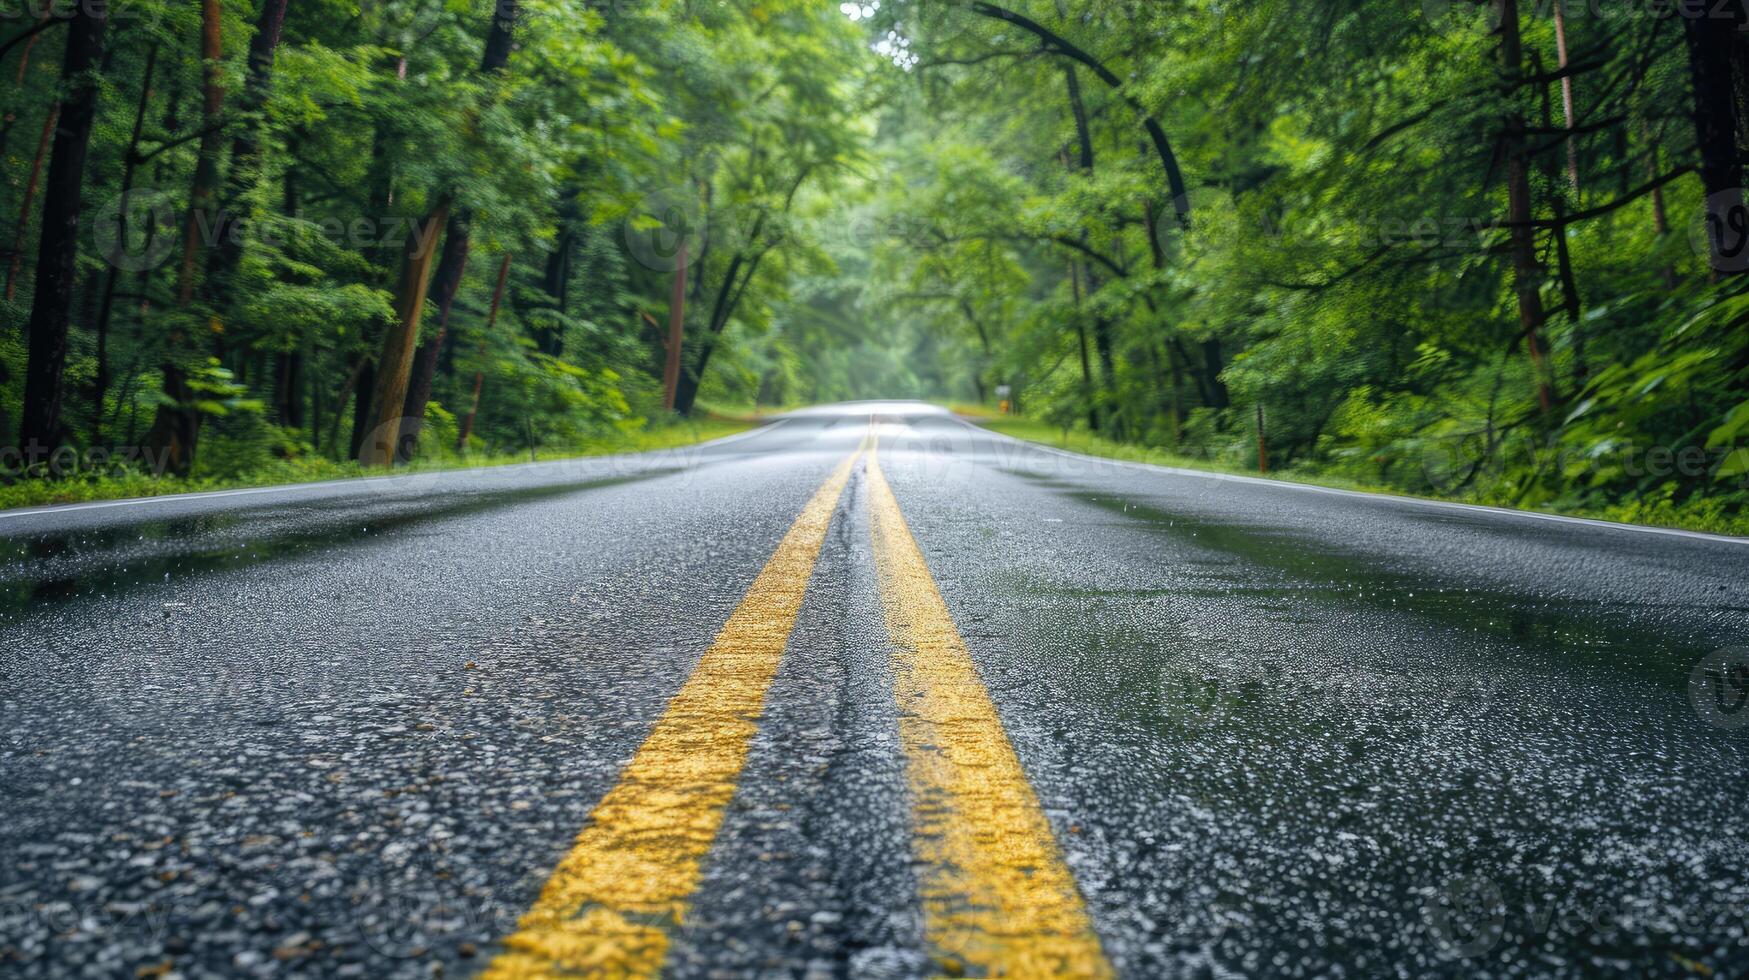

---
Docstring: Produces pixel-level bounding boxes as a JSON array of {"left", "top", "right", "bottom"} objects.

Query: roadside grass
[
  {"left": 0, "top": 417, "right": 754, "bottom": 512},
  {"left": 970, "top": 414, "right": 1749, "bottom": 538}
]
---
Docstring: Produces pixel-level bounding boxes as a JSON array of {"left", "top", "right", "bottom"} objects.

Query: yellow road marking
[
  {"left": 483, "top": 448, "right": 862, "bottom": 979},
  {"left": 866, "top": 446, "right": 1115, "bottom": 979}
]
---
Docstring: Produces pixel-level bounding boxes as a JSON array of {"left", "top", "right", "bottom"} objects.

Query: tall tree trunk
[
  {"left": 673, "top": 245, "right": 768, "bottom": 417},
  {"left": 396, "top": 0, "right": 520, "bottom": 450},
  {"left": 4, "top": 102, "right": 57, "bottom": 302},
  {"left": 359, "top": 198, "right": 449, "bottom": 466},
  {"left": 0, "top": 9, "right": 53, "bottom": 162},
  {"left": 18, "top": 7, "right": 106, "bottom": 455},
  {"left": 1647, "top": 132, "right": 1678, "bottom": 289},
  {"left": 1538, "top": 51, "right": 1586, "bottom": 384},
  {"left": 458, "top": 253, "right": 511, "bottom": 449},
  {"left": 1068, "top": 258, "right": 1099, "bottom": 432},
  {"left": 1163, "top": 341, "right": 1184, "bottom": 447},
  {"left": 538, "top": 229, "right": 572, "bottom": 356},
  {"left": 348, "top": 359, "right": 374, "bottom": 459},
  {"left": 1679, "top": 1, "right": 1748, "bottom": 277},
  {"left": 174, "top": 0, "right": 225, "bottom": 306},
  {"left": 1200, "top": 338, "right": 1229, "bottom": 409},
  {"left": 273, "top": 350, "right": 304, "bottom": 428},
  {"left": 92, "top": 43, "right": 159, "bottom": 445},
  {"left": 206, "top": 0, "right": 292, "bottom": 312},
  {"left": 1497, "top": 0, "right": 1555, "bottom": 413},
  {"left": 1062, "top": 65, "right": 1116, "bottom": 432},
  {"left": 400, "top": 216, "right": 470, "bottom": 432},
  {"left": 662, "top": 242, "right": 687, "bottom": 412},
  {"left": 1552, "top": 0, "right": 1579, "bottom": 193},
  {"left": 148, "top": 0, "right": 225, "bottom": 476}
]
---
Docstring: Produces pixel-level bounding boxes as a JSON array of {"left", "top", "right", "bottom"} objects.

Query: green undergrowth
[
  {"left": 975, "top": 416, "right": 1749, "bottom": 538},
  {"left": 0, "top": 417, "right": 752, "bottom": 512}
]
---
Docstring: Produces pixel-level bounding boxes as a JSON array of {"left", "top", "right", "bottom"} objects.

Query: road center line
[
  {"left": 865, "top": 445, "right": 1115, "bottom": 978},
  {"left": 482, "top": 447, "right": 862, "bottom": 979}
]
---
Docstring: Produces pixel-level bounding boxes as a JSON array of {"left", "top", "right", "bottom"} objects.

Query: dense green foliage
[
  {"left": 2, "top": 0, "right": 1747, "bottom": 529},
  {"left": 0, "top": 0, "right": 869, "bottom": 479},
  {"left": 825, "top": 0, "right": 1749, "bottom": 526}
]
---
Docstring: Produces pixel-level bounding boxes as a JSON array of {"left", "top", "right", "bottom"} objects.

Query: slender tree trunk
[
  {"left": 458, "top": 253, "right": 510, "bottom": 449},
  {"left": 1068, "top": 258, "right": 1099, "bottom": 432},
  {"left": 1679, "top": 1, "right": 1748, "bottom": 277},
  {"left": 1200, "top": 338, "right": 1230, "bottom": 409},
  {"left": 174, "top": 0, "right": 225, "bottom": 306},
  {"left": 401, "top": 214, "right": 470, "bottom": 434},
  {"left": 1538, "top": 51, "right": 1586, "bottom": 383},
  {"left": 1647, "top": 134, "right": 1678, "bottom": 289},
  {"left": 206, "top": 0, "right": 292, "bottom": 311},
  {"left": 348, "top": 359, "right": 374, "bottom": 459},
  {"left": 1255, "top": 403, "right": 1268, "bottom": 474},
  {"left": 1056, "top": 69, "right": 1112, "bottom": 432},
  {"left": 1497, "top": 0, "right": 1555, "bottom": 412},
  {"left": 0, "top": 9, "right": 53, "bottom": 162},
  {"left": 538, "top": 230, "right": 572, "bottom": 356},
  {"left": 674, "top": 241, "right": 761, "bottom": 417},
  {"left": 662, "top": 242, "right": 687, "bottom": 412},
  {"left": 1164, "top": 341, "right": 1184, "bottom": 447},
  {"left": 1552, "top": 0, "right": 1579, "bottom": 193},
  {"left": 273, "top": 350, "right": 304, "bottom": 427},
  {"left": 92, "top": 43, "right": 159, "bottom": 445},
  {"left": 359, "top": 198, "right": 450, "bottom": 466},
  {"left": 18, "top": 7, "right": 106, "bottom": 455},
  {"left": 396, "top": 0, "right": 520, "bottom": 449},
  {"left": 147, "top": 0, "right": 225, "bottom": 475},
  {"left": 4, "top": 102, "right": 57, "bottom": 302}
]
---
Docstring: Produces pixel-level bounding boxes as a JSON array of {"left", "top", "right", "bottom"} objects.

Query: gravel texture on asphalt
[{"left": 3, "top": 403, "right": 1746, "bottom": 978}]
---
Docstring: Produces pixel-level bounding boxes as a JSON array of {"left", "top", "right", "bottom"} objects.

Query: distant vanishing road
[{"left": 3, "top": 401, "right": 1747, "bottom": 978}]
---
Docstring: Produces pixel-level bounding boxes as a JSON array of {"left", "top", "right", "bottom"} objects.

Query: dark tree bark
[
  {"left": 1496, "top": 0, "right": 1555, "bottom": 413},
  {"left": 401, "top": 216, "right": 471, "bottom": 426},
  {"left": 174, "top": 0, "right": 226, "bottom": 306},
  {"left": 1679, "top": 1, "right": 1748, "bottom": 277},
  {"left": 537, "top": 229, "right": 573, "bottom": 356},
  {"left": 1061, "top": 65, "right": 1116, "bottom": 430},
  {"left": 394, "top": 0, "right": 519, "bottom": 451},
  {"left": 458, "top": 253, "right": 511, "bottom": 448},
  {"left": 348, "top": 359, "right": 374, "bottom": 459},
  {"left": 148, "top": 0, "right": 226, "bottom": 475},
  {"left": 674, "top": 167, "right": 815, "bottom": 416},
  {"left": 0, "top": 10, "right": 56, "bottom": 163},
  {"left": 92, "top": 43, "right": 160, "bottom": 444},
  {"left": 1069, "top": 259, "right": 1098, "bottom": 432},
  {"left": 1201, "top": 338, "right": 1229, "bottom": 409},
  {"left": 273, "top": 350, "right": 304, "bottom": 428},
  {"left": 359, "top": 198, "right": 449, "bottom": 466},
  {"left": 206, "top": 0, "right": 292, "bottom": 310},
  {"left": 4, "top": 101, "right": 57, "bottom": 302},
  {"left": 18, "top": 6, "right": 105, "bottom": 455},
  {"left": 1536, "top": 50, "right": 1585, "bottom": 384}
]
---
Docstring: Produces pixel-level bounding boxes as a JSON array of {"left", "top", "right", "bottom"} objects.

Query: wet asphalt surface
[{"left": 2, "top": 401, "right": 1747, "bottom": 979}]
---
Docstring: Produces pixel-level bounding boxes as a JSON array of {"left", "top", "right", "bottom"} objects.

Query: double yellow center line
[{"left": 485, "top": 437, "right": 1112, "bottom": 978}]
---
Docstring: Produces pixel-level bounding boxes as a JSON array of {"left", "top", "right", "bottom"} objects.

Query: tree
[{"left": 18, "top": 4, "right": 106, "bottom": 455}]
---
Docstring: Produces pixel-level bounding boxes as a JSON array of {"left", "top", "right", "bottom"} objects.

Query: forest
[{"left": 2, "top": 0, "right": 1747, "bottom": 530}]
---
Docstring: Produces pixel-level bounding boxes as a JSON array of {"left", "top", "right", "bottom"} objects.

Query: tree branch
[{"left": 968, "top": 1, "right": 1190, "bottom": 225}]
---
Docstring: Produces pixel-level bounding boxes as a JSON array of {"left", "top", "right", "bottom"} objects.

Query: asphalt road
[{"left": 3, "top": 401, "right": 1747, "bottom": 979}]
